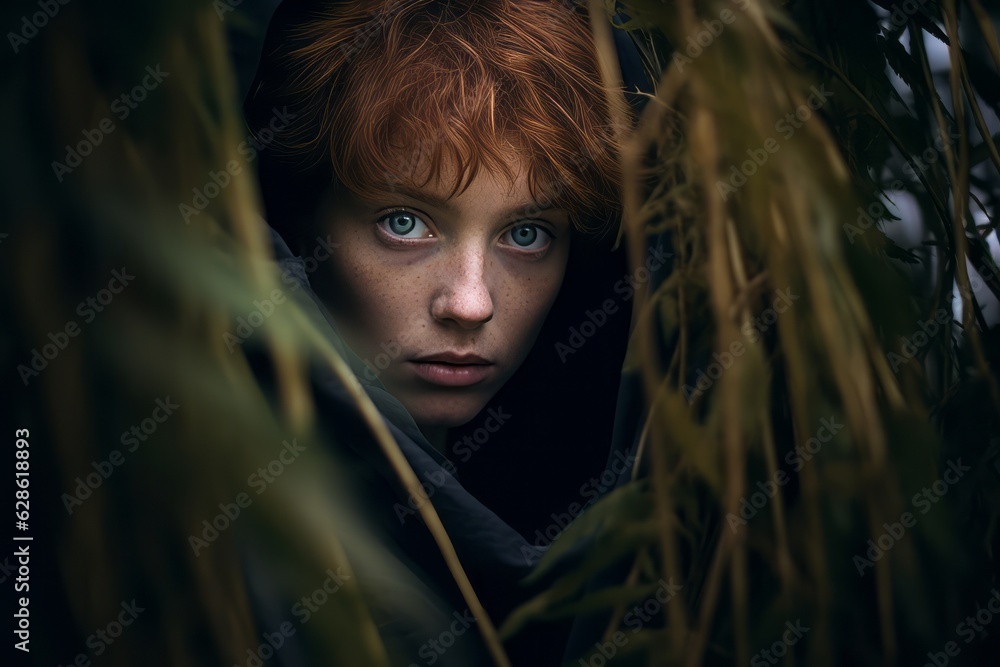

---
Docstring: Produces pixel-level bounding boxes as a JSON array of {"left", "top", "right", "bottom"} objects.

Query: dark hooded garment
[
  {"left": 233, "top": 2, "right": 658, "bottom": 664},
  {"left": 238, "top": 229, "right": 547, "bottom": 666}
]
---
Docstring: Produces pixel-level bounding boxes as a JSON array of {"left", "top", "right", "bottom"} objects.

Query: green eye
[
  {"left": 378, "top": 210, "right": 431, "bottom": 239},
  {"left": 387, "top": 211, "right": 417, "bottom": 235},
  {"left": 510, "top": 225, "right": 538, "bottom": 247},
  {"left": 503, "top": 224, "right": 550, "bottom": 252}
]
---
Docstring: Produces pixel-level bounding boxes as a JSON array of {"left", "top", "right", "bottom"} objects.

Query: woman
[{"left": 242, "top": 0, "right": 634, "bottom": 662}]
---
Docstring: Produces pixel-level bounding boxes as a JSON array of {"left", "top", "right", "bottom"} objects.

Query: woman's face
[{"left": 318, "top": 160, "right": 571, "bottom": 429}]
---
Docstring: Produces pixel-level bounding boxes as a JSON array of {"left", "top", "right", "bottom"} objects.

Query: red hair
[{"left": 249, "top": 0, "right": 626, "bottom": 233}]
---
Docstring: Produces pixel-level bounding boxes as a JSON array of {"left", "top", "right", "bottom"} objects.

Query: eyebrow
[{"left": 390, "top": 186, "right": 566, "bottom": 220}]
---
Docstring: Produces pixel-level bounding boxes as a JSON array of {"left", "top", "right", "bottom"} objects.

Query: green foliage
[
  {"left": 5, "top": 0, "right": 998, "bottom": 665},
  {"left": 504, "top": 0, "right": 1000, "bottom": 664},
  {"left": 3, "top": 1, "right": 500, "bottom": 664}
]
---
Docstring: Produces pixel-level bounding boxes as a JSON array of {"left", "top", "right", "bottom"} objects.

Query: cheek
[{"left": 326, "top": 229, "right": 426, "bottom": 351}]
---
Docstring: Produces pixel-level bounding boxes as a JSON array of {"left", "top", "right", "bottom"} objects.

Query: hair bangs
[{"left": 251, "top": 0, "right": 628, "bottom": 234}]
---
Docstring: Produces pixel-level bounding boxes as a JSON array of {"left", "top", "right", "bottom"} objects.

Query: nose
[{"left": 430, "top": 245, "right": 494, "bottom": 329}]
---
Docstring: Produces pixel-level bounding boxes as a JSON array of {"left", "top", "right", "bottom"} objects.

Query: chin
[{"left": 404, "top": 393, "right": 490, "bottom": 430}]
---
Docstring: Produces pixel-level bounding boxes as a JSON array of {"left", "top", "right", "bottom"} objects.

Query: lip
[
  {"left": 412, "top": 352, "right": 493, "bottom": 365},
  {"left": 408, "top": 353, "right": 495, "bottom": 387}
]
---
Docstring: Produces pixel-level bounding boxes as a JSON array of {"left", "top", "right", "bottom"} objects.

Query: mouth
[{"left": 408, "top": 352, "right": 495, "bottom": 387}]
